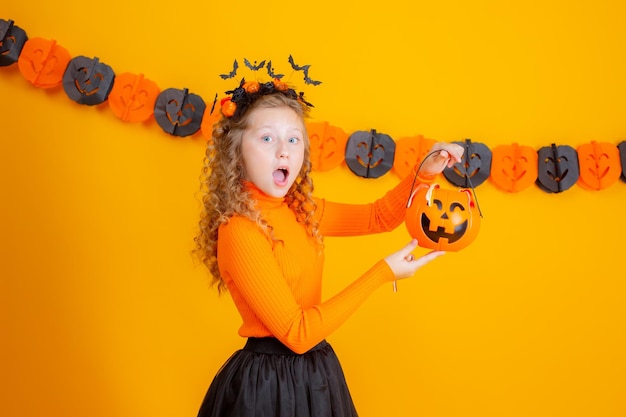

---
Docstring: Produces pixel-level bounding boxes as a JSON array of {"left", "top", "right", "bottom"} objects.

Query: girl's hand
[
  {"left": 384, "top": 239, "right": 445, "bottom": 280},
  {"left": 419, "top": 142, "right": 465, "bottom": 178}
]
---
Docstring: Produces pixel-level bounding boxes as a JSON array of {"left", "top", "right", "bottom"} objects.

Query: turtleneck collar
[{"left": 244, "top": 181, "right": 286, "bottom": 210}]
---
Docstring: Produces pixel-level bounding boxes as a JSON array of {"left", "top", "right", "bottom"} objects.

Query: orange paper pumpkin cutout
[
  {"left": 490, "top": 143, "right": 538, "bottom": 192},
  {"left": 406, "top": 183, "right": 481, "bottom": 252},
  {"left": 200, "top": 96, "right": 223, "bottom": 141},
  {"left": 576, "top": 141, "right": 621, "bottom": 190},
  {"left": 306, "top": 121, "right": 348, "bottom": 171},
  {"left": 108, "top": 73, "right": 160, "bottom": 123},
  {"left": 392, "top": 135, "right": 436, "bottom": 179},
  {"left": 17, "top": 38, "right": 71, "bottom": 89}
]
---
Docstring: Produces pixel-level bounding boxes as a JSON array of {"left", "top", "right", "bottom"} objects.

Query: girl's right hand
[{"left": 384, "top": 239, "right": 445, "bottom": 280}]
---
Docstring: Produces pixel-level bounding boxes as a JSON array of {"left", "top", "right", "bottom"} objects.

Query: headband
[{"left": 219, "top": 77, "right": 313, "bottom": 119}]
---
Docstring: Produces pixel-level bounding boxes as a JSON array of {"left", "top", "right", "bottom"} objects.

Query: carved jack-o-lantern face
[
  {"left": 392, "top": 135, "right": 436, "bottom": 179},
  {"left": 307, "top": 121, "right": 348, "bottom": 171},
  {"left": 154, "top": 87, "right": 206, "bottom": 137},
  {"left": 0, "top": 19, "right": 28, "bottom": 67},
  {"left": 536, "top": 144, "right": 579, "bottom": 193},
  {"left": 62, "top": 56, "right": 115, "bottom": 105},
  {"left": 406, "top": 183, "right": 481, "bottom": 252},
  {"left": 576, "top": 141, "right": 621, "bottom": 190},
  {"left": 108, "top": 72, "right": 160, "bottom": 123},
  {"left": 345, "top": 129, "right": 395, "bottom": 178},
  {"left": 443, "top": 139, "right": 492, "bottom": 188},
  {"left": 17, "top": 38, "right": 71, "bottom": 88},
  {"left": 490, "top": 143, "right": 538, "bottom": 192}
]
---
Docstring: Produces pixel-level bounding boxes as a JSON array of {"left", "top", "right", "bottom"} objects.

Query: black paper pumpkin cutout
[
  {"left": 154, "top": 88, "right": 206, "bottom": 137},
  {"left": 0, "top": 19, "right": 28, "bottom": 67},
  {"left": 62, "top": 56, "right": 115, "bottom": 105},
  {"left": 443, "top": 138, "right": 492, "bottom": 187},
  {"left": 536, "top": 143, "right": 579, "bottom": 193},
  {"left": 618, "top": 141, "right": 626, "bottom": 183},
  {"left": 345, "top": 129, "right": 395, "bottom": 178}
]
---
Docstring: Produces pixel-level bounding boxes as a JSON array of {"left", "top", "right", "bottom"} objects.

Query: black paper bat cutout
[
  {"left": 266, "top": 61, "right": 284, "bottom": 79},
  {"left": 220, "top": 59, "right": 238, "bottom": 79},
  {"left": 244, "top": 58, "right": 266, "bottom": 71}
]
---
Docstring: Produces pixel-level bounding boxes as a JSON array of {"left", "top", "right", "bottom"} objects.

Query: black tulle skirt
[{"left": 197, "top": 337, "right": 358, "bottom": 417}]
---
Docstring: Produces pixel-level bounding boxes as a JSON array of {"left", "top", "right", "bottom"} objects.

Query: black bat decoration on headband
[
  {"left": 220, "top": 59, "right": 239, "bottom": 79},
  {"left": 303, "top": 69, "right": 322, "bottom": 86},
  {"left": 298, "top": 92, "right": 314, "bottom": 107},
  {"left": 244, "top": 58, "right": 266, "bottom": 71},
  {"left": 209, "top": 93, "right": 218, "bottom": 115},
  {"left": 288, "top": 54, "right": 310, "bottom": 72},
  {"left": 266, "top": 61, "right": 284, "bottom": 79},
  {"left": 288, "top": 55, "right": 322, "bottom": 86}
]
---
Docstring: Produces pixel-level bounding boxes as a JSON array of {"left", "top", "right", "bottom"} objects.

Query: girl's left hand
[
  {"left": 419, "top": 142, "right": 465, "bottom": 177},
  {"left": 384, "top": 239, "right": 445, "bottom": 280}
]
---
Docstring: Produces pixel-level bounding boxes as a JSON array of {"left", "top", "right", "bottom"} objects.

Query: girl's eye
[
  {"left": 262, "top": 135, "right": 272, "bottom": 142},
  {"left": 288, "top": 137, "right": 300, "bottom": 144}
]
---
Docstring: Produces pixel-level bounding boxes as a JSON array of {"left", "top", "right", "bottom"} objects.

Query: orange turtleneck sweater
[{"left": 217, "top": 173, "right": 420, "bottom": 354}]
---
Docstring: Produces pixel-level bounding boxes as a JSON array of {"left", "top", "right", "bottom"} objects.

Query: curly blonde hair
[{"left": 194, "top": 93, "right": 323, "bottom": 292}]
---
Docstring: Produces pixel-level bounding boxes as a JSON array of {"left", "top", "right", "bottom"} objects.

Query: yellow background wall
[{"left": 1, "top": 1, "right": 625, "bottom": 416}]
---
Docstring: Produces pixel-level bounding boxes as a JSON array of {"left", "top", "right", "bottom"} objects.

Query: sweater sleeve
[
  {"left": 316, "top": 169, "right": 428, "bottom": 237},
  {"left": 218, "top": 218, "right": 396, "bottom": 354}
]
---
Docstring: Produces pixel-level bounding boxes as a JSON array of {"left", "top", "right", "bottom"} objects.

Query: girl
[{"left": 194, "top": 79, "right": 463, "bottom": 417}]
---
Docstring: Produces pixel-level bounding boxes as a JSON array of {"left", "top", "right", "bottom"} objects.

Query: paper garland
[{"left": 2, "top": 17, "right": 626, "bottom": 193}]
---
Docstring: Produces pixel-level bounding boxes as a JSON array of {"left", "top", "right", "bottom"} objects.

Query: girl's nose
[{"left": 277, "top": 142, "right": 288, "bottom": 158}]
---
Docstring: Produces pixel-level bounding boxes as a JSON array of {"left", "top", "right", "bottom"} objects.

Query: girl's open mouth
[{"left": 273, "top": 168, "right": 289, "bottom": 186}]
